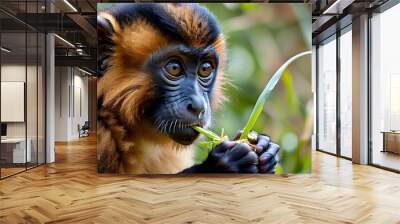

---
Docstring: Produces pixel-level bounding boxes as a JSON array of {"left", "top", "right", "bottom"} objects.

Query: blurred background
[{"left": 194, "top": 3, "right": 312, "bottom": 174}]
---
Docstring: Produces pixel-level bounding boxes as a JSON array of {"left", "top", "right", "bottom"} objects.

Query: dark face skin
[{"left": 143, "top": 44, "right": 218, "bottom": 145}]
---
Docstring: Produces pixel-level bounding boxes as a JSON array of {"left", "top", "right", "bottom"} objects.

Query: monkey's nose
[{"left": 187, "top": 96, "right": 205, "bottom": 119}]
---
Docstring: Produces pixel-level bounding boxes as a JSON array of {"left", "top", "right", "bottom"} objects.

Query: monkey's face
[
  {"left": 97, "top": 4, "right": 226, "bottom": 146},
  {"left": 144, "top": 44, "right": 218, "bottom": 145}
]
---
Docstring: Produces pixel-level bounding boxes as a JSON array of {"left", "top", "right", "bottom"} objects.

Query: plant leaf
[
  {"left": 197, "top": 141, "right": 215, "bottom": 151},
  {"left": 193, "top": 126, "right": 222, "bottom": 142},
  {"left": 239, "top": 51, "right": 312, "bottom": 140}
]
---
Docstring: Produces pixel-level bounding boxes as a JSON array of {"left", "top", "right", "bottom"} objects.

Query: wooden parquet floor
[{"left": 1, "top": 135, "right": 400, "bottom": 224}]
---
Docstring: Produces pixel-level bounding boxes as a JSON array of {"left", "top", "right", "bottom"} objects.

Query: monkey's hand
[
  {"left": 251, "top": 133, "right": 280, "bottom": 174},
  {"left": 206, "top": 141, "right": 259, "bottom": 173},
  {"left": 233, "top": 131, "right": 280, "bottom": 174},
  {"left": 180, "top": 141, "right": 258, "bottom": 173}
]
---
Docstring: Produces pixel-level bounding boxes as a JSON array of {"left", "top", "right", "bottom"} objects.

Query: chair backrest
[{"left": 82, "top": 121, "right": 90, "bottom": 129}]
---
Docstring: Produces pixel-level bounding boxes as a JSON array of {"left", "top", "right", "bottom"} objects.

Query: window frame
[{"left": 315, "top": 20, "right": 353, "bottom": 161}]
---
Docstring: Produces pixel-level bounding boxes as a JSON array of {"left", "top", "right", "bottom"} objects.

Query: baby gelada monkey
[{"left": 97, "top": 3, "right": 280, "bottom": 174}]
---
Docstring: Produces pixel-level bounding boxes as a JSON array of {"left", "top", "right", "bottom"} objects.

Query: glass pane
[
  {"left": 1, "top": 30, "right": 27, "bottom": 177},
  {"left": 339, "top": 29, "right": 352, "bottom": 158},
  {"left": 371, "top": 4, "right": 400, "bottom": 171},
  {"left": 26, "top": 0, "right": 39, "bottom": 169},
  {"left": 38, "top": 32, "right": 45, "bottom": 165},
  {"left": 27, "top": 31, "right": 38, "bottom": 169},
  {"left": 317, "top": 37, "right": 337, "bottom": 154}
]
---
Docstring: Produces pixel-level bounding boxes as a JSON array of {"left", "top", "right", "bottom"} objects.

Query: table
[
  {"left": 382, "top": 131, "right": 400, "bottom": 154},
  {"left": 1, "top": 138, "right": 31, "bottom": 164}
]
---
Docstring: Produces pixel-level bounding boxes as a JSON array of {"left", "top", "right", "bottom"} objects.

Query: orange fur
[
  {"left": 114, "top": 19, "right": 170, "bottom": 67},
  {"left": 98, "top": 19, "right": 171, "bottom": 126},
  {"left": 165, "top": 4, "right": 213, "bottom": 47},
  {"left": 211, "top": 34, "right": 228, "bottom": 108}
]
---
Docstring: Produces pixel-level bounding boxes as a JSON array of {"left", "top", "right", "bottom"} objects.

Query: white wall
[
  {"left": 1, "top": 63, "right": 46, "bottom": 164},
  {"left": 72, "top": 73, "right": 89, "bottom": 138},
  {"left": 55, "top": 67, "right": 69, "bottom": 141},
  {"left": 1, "top": 65, "right": 36, "bottom": 138},
  {"left": 54, "top": 67, "right": 89, "bottom": 141},
  {"left": 1, "top": 65, "right": 26, "bottom": 137}
]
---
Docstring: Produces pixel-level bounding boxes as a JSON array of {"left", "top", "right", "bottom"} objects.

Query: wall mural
[{"left": 97, "top": 3, "right": 312, "bottom": 174}]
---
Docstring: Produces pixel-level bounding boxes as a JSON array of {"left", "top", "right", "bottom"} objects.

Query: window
[
  {"left": 370, "top": 3, "right": 400, "bottom": 171},
  {"left": 339, "top": 28, "right": 352, "bottom": 158},
  {"left": 317, "top": 36, "right": 337, "bottom": 154},
  {"left": 0, "top": 1, "right": 46, "bottom": 179}
]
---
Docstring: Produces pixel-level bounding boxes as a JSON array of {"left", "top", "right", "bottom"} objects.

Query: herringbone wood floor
[{"left": 1, "top": 136, "right": 400, "bottom": 224}]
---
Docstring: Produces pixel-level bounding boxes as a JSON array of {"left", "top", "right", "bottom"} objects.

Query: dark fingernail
[
  {"left": 225, "top": 141, "right": 236, "bottom": 148},
  {"left": 255, "top": 146, "right": 263, "bottom": 154},
  {"left": 247, "top": 131, "right": 258, "bottom": 143},
  {"left": 234, "top": 130, "right": 243, "bottom": 140}
]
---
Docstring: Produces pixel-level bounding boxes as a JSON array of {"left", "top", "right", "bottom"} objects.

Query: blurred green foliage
[{"left": 194, "top": 3, "right": 312, "bottom": 174}]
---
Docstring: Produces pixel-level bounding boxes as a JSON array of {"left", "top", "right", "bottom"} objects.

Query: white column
[
  {"left": 46, "top": 32, "right": 55, "bottom": 163},
  {"left": 352, "top": 14, "right": 369, "bottom": 164},
  {"left": 45, "top": 0, "right": 56, "bottom": 163},
  {"left": 312, "top": 45, "right": 317, "bottom": 151}
]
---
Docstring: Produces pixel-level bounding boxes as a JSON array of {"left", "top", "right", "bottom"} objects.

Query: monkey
[{"left": 97, "top": 3, "right": 280, "bottom": 174}]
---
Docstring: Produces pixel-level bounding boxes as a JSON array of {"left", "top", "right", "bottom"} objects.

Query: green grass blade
[
  {"left": 193, "top": 126, "right": 222, "bottom": 142},
  {"left": 239, "top": 51, "right": 312, "bottom": 140}
]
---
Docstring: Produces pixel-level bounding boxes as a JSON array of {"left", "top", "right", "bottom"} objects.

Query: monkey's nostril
[
  {"left": 187, "top": 102, "right": 205, "bottom": 118},
  {"left": 186, "top": 95, "right": 205, "bottom": 119},
  {"left": 187, "top": 103, "right": 193, "bottom": 111}
]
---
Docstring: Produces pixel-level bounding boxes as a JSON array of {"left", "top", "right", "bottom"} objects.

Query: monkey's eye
[
  {"left": 164, "top": 60, "right": 182, "bottom": 77},
  {"left": 198, "top": 61, "right": 214, "bottom": 77}
]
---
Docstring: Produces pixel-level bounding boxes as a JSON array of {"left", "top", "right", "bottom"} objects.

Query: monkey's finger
[
  {"left": 241, "top": 165, "right": 258, "bottom": 174},
  {"left": 259, "top": 143, "right": 280, "bottom": 166},
  {"left": 247, "top": 131, "right": 259, "bottom": 144},
  {"left": 259, "top": 156, "right": 278, "bottom": 174},
  {"left": 255, "top": 134, "right": 271, "bottom": 154},
  {"left": 235, "top": 150, "right": 258, "bottom": 167},
  {"left": 213, "top": 140, "right": 236, "bottom": 154},
  {"left": 228, "top": 143, "right": 252, "bottom": 161},
  {"left": 233, "top": 130, "right": 243, "bottom": 140}
]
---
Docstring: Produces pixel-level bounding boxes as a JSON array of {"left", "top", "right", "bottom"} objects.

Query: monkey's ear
[{"left": 97, "top": 14, "right": 117, "bottom": 77}]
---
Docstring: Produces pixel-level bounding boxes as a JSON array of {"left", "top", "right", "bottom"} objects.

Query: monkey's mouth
[
  {"left": 169, "top": 126, "right": 200, "bottom": 145},
  {"left": 154, "top": 119, "right": 203, "bottom": 145}
]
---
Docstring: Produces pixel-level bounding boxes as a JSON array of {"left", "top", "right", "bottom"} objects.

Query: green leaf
[
  {"left": 240, "top": 3, "right": 257, "bottom": 11},
  {"left": 192, "top": 126, "right": 222, "bottom": 142},
  {"left": 239, "top": 51, "right": 312, "bottom": 140},
  {"left": 275, "top": 163, "right": 283, "bottom": 175},
  {"left": 282, "top": 70, "right": 300, "bottom": 114},
  {"left": 197, "top": 141, "right": 215, "bottom": 150}
]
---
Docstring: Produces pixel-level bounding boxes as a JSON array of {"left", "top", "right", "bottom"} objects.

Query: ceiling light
[
  {"left": 322, "top": 0, "right": 354, "bottom": 15},
  {"left": 63, "top": 0, "right": 78, "bottom": 12},
  {"left": 1, "top": 47, "right": 11, "bottom": 53},
  {"left": 54, "top": 34, "right": 75, "bottom": 48},
  {"left": 323, "top": 0, "right": 342, "bottom": 14},
  {"left": 78, "top": 67, "right": 92, "bottom": 76}
]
